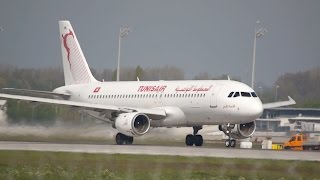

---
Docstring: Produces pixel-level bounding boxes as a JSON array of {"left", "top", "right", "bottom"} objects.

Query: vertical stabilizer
[{"left": 59, "top": 21, "right": 98, "bottom": 85}]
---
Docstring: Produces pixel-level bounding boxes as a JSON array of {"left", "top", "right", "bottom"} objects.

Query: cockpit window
[
  {"left": 233, "top": 92, "right": 240, "bottom": 97},
  {"left": 251, "top": 92, "right": 257, "bottom": 97},
  {"left": 228, "top": 92, "right": 234, "bottom": 97},
  {"left": 241, "top": 92, "right": 251, "bottom": 97}
]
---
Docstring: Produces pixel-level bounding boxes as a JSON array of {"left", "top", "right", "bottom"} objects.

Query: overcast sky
[{"left": 0, "top": 0, "right": 319, "bottom": 86}]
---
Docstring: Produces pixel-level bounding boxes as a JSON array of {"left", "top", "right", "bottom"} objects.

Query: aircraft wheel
[
  {"left": 116, "top": 133, "right": 125, "bottom": 145},
  {"left": 125, "top": 136, "right": 134, "bottom": 145},
  {"left": 194, "top": 135, "right": 203, "bottom": 146},
  {"left": 186, "top": 134, "right": 194, "bottom": 146},
  {"left": 225, "top": 139, "right": 231, "bottom": 147},
  {"left": 230, "top": 139, "right": 236, "bottom": 148}
]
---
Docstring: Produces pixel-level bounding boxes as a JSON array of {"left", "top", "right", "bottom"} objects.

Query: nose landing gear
[
  {"left": 225, "top": 139, "right": 236, "bottom": 148},
  {"left": 219, "top": 124, "right": 237, "bottom": 148}
]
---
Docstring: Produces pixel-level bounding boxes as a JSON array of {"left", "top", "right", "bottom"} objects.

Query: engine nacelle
[
  {"left": 115, "top": 112, "right": 150, "bottom": 137},
  {"left": 230, "top": 121, "right": 256, "bottom": 139}
]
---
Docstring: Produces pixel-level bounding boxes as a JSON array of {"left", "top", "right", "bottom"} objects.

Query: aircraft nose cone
[{"left": 249, "top": 101, "right": 263, "bottom": 119}]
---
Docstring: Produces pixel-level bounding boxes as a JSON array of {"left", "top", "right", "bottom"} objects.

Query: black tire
[
  {"left": 194, "top": 135, "right": 203, "bottom": 146},
  {"left": 186, "top": 134, "right": 194, "bottom": 146},
  {"left": 116, "top": 133, "right": 125, "bottom": 145},
  {"left": 225, "top": 140, "right": 230, "bottom": 147},
  {"left": 218, "top": 125, "right": 223, "bottom": 131},
  {"left": 126, "top": 136, "right": 134, "bottom": 145},
  {"left": 230, "top": 139, "right": 236, "bottom": 148}
]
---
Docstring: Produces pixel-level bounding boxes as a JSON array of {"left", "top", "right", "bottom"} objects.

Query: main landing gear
[
  {"left": 185, "top": 126, "right": 203, "bottom": 146},
  {"left": 115, "top": 133, "right": 133, "bottom": 145},
  {"left": 219, "top": 124, "right": 236, "bottom": 148}
]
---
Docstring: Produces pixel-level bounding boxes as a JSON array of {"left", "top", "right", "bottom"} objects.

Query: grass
[{"left": 0, "top": 150, "right": 319, "bottom": 180}]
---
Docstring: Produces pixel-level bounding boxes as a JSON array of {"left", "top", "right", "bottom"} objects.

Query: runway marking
[{"left": 0, "top": 141, "right": 319, "bottom": 161}]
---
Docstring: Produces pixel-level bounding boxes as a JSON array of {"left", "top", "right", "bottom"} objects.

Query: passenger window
[
  {"left": 228, "top": 92, "right": 234, "bottom": 98},
  {"left": 233, "top": 92, "right": 240, "bottom": 97},
  {"left": 241, "top": 92, "right": 251, "bottom": 97}
]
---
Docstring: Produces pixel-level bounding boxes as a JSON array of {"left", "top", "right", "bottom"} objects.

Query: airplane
[{"left": 0, "top": 21, "right": 296, "bottom": 148}]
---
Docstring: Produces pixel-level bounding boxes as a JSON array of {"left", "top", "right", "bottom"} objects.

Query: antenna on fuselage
[{"left": 227, "top": 76, "right": 231, "bottom": 80}]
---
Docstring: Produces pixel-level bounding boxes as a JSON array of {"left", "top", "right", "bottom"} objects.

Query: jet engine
[
  {"left": 115, "top": 112, "right": 150, "bottom": 137},
  {"left": 230, "top": 121, "right": 256, "bottom": 139}
]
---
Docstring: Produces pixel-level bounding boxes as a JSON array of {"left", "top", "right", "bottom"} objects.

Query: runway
[{"left": 0, "top": 141, "right": 319, "bottom": 161}]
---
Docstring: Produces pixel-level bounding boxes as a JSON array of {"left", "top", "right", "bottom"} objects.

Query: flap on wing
[
  {"left": 2, "top": 88, "right": 71, "bottom": 100},
  {"left": 263, "top": 96, "right": 296, "bottom": 109}
]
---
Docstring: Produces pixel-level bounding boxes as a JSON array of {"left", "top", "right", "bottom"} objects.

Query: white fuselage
[{"left": 54, "top": 80, "right": 263, "bottom": 127}]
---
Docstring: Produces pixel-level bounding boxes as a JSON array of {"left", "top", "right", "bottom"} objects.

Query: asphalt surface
[{"left": 0, "top": 141, "right": 319, "bottom": 161}]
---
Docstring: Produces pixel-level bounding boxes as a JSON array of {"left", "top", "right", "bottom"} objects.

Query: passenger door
[{"left": 210, "top": 86, "right": 221, "bottom": 108}]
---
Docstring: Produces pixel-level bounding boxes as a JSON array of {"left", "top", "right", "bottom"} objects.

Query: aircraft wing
[
  {"left": 263, "top": 96, "right": 296, "bottom": 109},
  {"left": 0, "top": 93, "right": 166, "bottom": 120},
  {"left": 2, "top": 88, "right": 71, "bottom": 100}
]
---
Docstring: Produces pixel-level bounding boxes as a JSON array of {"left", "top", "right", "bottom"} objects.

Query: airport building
[{"left": 257, "top": 108, "right": 320, "bottom": 132}]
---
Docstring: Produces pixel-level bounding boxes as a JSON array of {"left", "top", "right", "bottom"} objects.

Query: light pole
[
  {"left": 275, "top": 85, "right": 280, "bottom": 101},
  {"left": 117, "top": 26, "right": 131, "bottom": 81},
  {"left": 251, "top": 21, "right": 267, "bottom": 89}
]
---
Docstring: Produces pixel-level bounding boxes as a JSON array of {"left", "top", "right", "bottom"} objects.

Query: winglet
[
  {"left": 288, "top": 96, "right": 296, "bottom": 104},
  {"left": 263, "top": 96, "right": 296, "bottom": 109}
]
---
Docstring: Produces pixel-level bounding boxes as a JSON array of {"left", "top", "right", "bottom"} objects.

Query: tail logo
[{"left": 62, "top": 30, "right": 74, "bottom": 68}]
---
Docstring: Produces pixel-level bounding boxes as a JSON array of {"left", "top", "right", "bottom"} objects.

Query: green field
[{"left": 0, "top": 150, "right": 319, "bottom": 180}]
